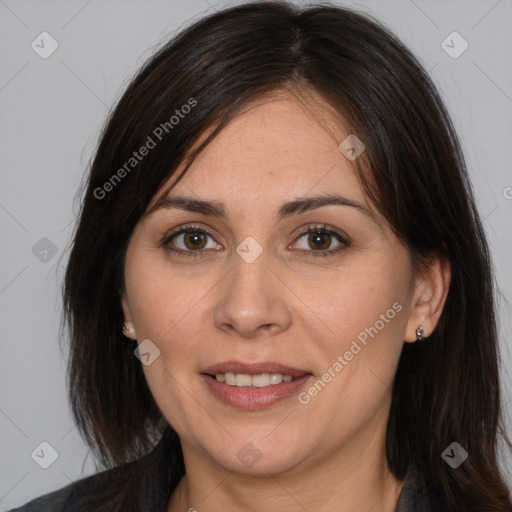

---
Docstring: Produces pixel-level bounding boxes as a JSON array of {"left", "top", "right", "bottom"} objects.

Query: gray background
[{"left": 1, "top": 0, "right": 511, "bottom": 509}]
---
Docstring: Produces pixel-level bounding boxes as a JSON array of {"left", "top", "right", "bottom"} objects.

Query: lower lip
[{"left": 201, "top": 374, "right": 313, "bottom": 411}]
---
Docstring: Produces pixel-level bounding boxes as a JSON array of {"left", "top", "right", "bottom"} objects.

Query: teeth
[
  {"left": 215, "top": 372, "right": 295, "bottom": 387},
  {"left": 235, "top": 373, "right": 252, "bottom": 387}
]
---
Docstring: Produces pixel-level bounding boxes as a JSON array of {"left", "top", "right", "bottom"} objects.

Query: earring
[
  {"left": 416, "top": 325, "right": 424, "bottom": 342},
  {"left": 122, "top": 322, "right": 135, "bottom": 339}
]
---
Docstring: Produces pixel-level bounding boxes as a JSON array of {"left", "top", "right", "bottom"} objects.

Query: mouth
[{"left": 200, "top": 361, "right": 314, "bottom": 410}]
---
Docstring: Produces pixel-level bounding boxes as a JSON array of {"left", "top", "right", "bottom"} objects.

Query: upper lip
[{"left": 201, "top": 360, "right": 312, "bottom": 377}]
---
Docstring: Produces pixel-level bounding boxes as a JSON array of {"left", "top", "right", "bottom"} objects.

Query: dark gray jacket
[{"left": 8, "top": 431, "right": 441, "bottom": 511}]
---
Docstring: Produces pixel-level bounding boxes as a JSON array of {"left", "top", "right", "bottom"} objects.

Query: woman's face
[{"left": 121, "top": 91, "right": 421, "bottom": 476}]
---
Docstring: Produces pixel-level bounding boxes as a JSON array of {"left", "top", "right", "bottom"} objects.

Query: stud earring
[
  {"left": 122, "top": 322, "right": 135, "bottom": 339},
  {"left": 416, "top": 325, "right": 424, "bottom": 342}
]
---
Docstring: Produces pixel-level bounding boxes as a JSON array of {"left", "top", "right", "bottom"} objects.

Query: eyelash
[{"left": 161, "top": 223, "right": 349, "bottom": 259}]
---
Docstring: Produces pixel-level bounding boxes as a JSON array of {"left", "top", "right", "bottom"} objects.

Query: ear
[
  {"left": 404, "top": 252, "right": 451, "bottom": 343},
  {"left": 121, "top": 293, "right": 137, "bottom": 340}
]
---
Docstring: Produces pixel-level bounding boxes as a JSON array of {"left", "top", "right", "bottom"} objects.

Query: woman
[{"left": 10, "top": 1, "right": 512, "bottom": 511}]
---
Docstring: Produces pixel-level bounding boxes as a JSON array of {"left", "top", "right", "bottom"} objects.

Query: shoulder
[
  {"left": 7, "top": 458, "right": 142, "bottom": 512},
  {"left": 7, "top": 475, "right": 91, "bottom": 512},
  {"left": 7, "top": 462, "right": 137, "bottom": 511},
  {"left": 395, "top": 463, "right": 444, "bottom": 512},
  {"left": 8, "top": 427, "right": 181, "bottom": 512}
]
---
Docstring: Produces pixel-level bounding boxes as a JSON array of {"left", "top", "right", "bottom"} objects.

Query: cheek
[
  {"left": 290, "top": 261, "right": 409, "bottom": 440},
  {"left": 295, "top": 254, "right": 410, "bottom": 352},
  {"left": 125, "top": 258, "right": 209, "bottom": 435},
  {"left": 291, "top": 254, "right": 412, "bottom": 420},
  {"left": 125, "top": 249, "right": 209, "bottom": 339}
]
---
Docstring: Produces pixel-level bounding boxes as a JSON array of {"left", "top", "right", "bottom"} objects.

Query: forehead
[{"left": 150, "top": 91, "right": 369, "bottom": 213}]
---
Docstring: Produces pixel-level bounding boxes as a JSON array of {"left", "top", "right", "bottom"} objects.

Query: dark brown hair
[{"left": 62, "top": 1, "right": 512, "bottom": 510}]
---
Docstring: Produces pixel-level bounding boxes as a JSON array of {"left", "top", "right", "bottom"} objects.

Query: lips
[
  {"left": 201, "top": 360, "right": 311, "bottom": 378},
  {"left": 201, "top": 373, "right": 313, "bottom": 411},
  {"left": 200, "top": 360, "right": 314, "bottom": 411}
]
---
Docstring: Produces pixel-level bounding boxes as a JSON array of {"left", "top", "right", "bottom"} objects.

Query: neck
[{"left": 167, "top": 420, "right": 404, "bottom": 512}]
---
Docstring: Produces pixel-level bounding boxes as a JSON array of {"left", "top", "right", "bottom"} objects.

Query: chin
[{"left": 202, "top": 433, "right": 310, "bottom": 476}]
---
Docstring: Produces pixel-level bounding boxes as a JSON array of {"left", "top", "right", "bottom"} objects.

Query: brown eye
[
  {"left": 162, "top": 224, "right": 222, "bottom": 258},
  {"left": 292, "top": 224, "right": 349, "bottom": 258},
  {"left": 307, "top": 231, "right": 333, "bottom": 251},
  {"left": 183, "top": 231, "right": 207, "bottom": 250}
]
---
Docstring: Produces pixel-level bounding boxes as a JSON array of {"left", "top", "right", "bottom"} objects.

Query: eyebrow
[{"left": 146, "top": 194, "right": 378, "bottom": 223}]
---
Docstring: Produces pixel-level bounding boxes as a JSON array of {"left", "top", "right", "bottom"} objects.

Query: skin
[{"left": 121, "top": 89, "right": 451, "bottom": 512}]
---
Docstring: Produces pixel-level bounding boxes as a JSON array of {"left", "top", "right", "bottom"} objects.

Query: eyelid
[
  {"left": 161, "top": 223, "right": 220, "bottom": 250},
  {"left": 290, "top": 223, "right": 349, "bottom": 244}
]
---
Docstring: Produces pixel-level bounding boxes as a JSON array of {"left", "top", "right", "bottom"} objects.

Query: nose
[{"left": 213, "top": 249, "right": 292, "bottom": 339}]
